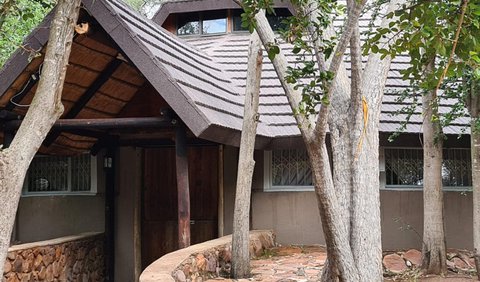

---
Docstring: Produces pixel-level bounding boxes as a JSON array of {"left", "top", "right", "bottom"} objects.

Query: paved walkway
[
  {"left": 206, "top": 246, "right": 477, "bottom": 282},
  {"left": 207, "top": 246, "right": 326, "bottom": 282}
]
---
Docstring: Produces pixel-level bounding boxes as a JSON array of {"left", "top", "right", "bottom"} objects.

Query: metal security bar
[
  {"left": 25, "top": 154, "right": 92, "bottom": 194},
  {"left": 272, "top": 149, "right": 313, "bottom": 186},
  {"left": 384, "top": 148, "right": 472, "bottom": 188}
]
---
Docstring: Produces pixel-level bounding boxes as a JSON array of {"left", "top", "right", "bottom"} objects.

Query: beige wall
[
  {"left": 221, "top": 147, "right": 475, "bottom": 250},
  {"left": 115, "top": 147, "right": 142, "bottom": 282},
  {"left": 252, "top": 191, "right": 324, "bottom": 244},
  {"left": 381, "top": 190, "right": 473, "bottom": 250},
  {"left": 251, "top": 190, "right": 473, "bottom": 249},
  {"left": 17, "top": 196, "right": 105, "bottom": 243},
  {"left": 17, "top": 154, "right": 105, "bottom": 244}
]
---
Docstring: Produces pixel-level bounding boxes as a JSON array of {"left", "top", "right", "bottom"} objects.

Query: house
[{"left": 0, "top": 0, "right": 473, "bottom": 281}]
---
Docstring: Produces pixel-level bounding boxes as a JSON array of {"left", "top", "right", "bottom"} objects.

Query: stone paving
[
  {"left": 206, "top": 245, "right": 326, "bottom": 282},
  {"left": 206, "top": 245, "right": 478, "bottom": 282}
]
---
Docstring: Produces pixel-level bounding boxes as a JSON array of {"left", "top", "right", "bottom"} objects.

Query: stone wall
[
  {"left": 3, "top": 232, "right": 104, "bottom": 282},
  {"left": 140, "top": 230, "right": 276, "bottom": 282}
]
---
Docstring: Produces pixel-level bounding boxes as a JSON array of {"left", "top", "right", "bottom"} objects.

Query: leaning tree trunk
[
  {"left": 231, "top": 31, "right": 262, "bottom": 279},
  {"left": 421, "top": 61, "right": 447, "bottom": 275},
  {"left": 0, "top": 0, "right": 81, "bottom": 273}
]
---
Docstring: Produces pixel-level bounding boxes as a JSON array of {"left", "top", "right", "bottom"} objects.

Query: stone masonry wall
[
  {"left": 173, "top": 231, "right": 276, "bottom": 282},
  {"left": 140, "top": 230, "right": 276, "bottom": 282},
  {"left": 3, "top": 232, "right": 104, "bottom": 282}
]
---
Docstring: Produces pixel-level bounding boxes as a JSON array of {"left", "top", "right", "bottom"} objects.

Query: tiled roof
[
  {"left": 0, "top": 0, "right": 469, "bottom": 150},
  {"left": 185, "top": 32, "right": 470, "bottom": 137}
]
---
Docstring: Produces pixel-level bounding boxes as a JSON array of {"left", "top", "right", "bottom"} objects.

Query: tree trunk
[
  {"left": 466, "top": 79, "right": 480, "bottom": 280},
  {"left": 472, "top": 119, "right": 480, "bottom": 280},
  {"left": 248, "top": 0, "right": 403, "bottom": 279},
  {"left": 0, "top": 0, "right": 80, "bottom": 273},
  {"left": 421, "top": 61, "right": 447, "bottom": 275},
  {"left": 231, "top": 31, "right": 262, "bottom": 279}
]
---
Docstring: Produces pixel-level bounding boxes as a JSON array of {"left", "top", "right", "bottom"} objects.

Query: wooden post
[
  {"left": 104, "top": 147, "right": 116, "bottom": 282},
  {"left": 133, "top": 149, "right": 142, "bottom": 281},
  {"left": 218, "top": 145, "right": 224, "bottom": 237},
  {"left": 176, "top": 126, "right": 190, "bottom": 248}
]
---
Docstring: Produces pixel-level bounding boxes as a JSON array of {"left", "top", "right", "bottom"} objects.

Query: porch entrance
[{"left": 141, "top": 146, "right": 219, "bottom": 268}]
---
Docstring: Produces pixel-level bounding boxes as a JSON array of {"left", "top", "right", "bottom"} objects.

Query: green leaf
[{"left": 267, "top": 45, "right": 280, "bottom": 61}]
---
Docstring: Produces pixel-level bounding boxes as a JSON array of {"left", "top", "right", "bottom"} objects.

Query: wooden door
[{"left": 141, "top": 146, "right": 218, "bottom": 268}]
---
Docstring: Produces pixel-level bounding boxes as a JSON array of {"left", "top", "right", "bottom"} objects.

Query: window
[
  {"left": 177, "top": 10, "right": 227, "bottom": 35},
  {"left": 383, "top": 148, "right": 472, "bottom": 190},
  {"left": 177, "top": 12, "right": 200, "bottom": 35},
  {"left": 24, "top": 154, "right": 97, "bottom": 195},
  {"left": 232, "top": 8, "right": 291, "bottom": 32},
  {"left": 264, "top": 149, "right": 313, "bottom": 191}
]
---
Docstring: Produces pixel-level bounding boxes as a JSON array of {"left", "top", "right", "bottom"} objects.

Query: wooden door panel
[
  {"left": 141, "top": 221, "right": 177, "bottom": 268},
  {"left": 142, "top": 146, "right": 219, "bottom": 268}
]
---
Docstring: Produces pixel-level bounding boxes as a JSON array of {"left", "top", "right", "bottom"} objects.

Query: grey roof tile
[{"left": 0, "top": 0, "right": 470, "bottom": 149}]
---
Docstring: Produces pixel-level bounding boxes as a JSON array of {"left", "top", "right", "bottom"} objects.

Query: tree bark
[
  {"left": 471, "top": 119, "right": 480, "bottom": 280},
  {"left": 465, "top": 79, "right": 480, "bottom": 280},
  {"left": 248, "top": 0, "right": 403, "bottom": 280},
  {"left": 421, "top": 61, "right": 447, "bottom": 275},
  {"left": 231, "top": 31, "right": 262, "bottom": 279},
  {"left": 0, "top": 0, "right": 80, "bottom": 273}
]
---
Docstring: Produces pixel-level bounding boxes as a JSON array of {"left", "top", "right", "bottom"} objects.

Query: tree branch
[{"left": 435, "top": 0, "right": 469, "bottom": 93}]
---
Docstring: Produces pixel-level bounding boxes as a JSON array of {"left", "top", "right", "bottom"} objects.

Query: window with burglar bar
[
  {"left": 264, "top": 149, "right": 313, "bottom": 191},
  {"left": 24, "top": 154, "right": 96, "bottom": 195},
  {"left": 384, "top": 147, "right": 472, "bottom": 189}
]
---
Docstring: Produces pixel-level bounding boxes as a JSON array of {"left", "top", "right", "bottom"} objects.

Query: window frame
[
  {"left": 263, "top": 150, "right": 314, "bottom": 192},
  {"left": 176, "top": 10, "right": 228, "bottom": 36},
  {"left": 380, "top": 147, "right": 472, "bottom": 192},
  {"left": 22, "top": 154, "right": 98, "bottom": 197}
]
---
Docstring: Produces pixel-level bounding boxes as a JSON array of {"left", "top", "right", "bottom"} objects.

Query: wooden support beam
[
  {"left": 4, "top": 116, "right": 175, "bottom": 131},
  {"left": 218, "top": 145, "right": 224, "bottom": 237},
  {"left": 44, "top": 58, "right": 123, "bottom": 146},
  {"left": 61, "top": 128, "right": 107, "bottom": 139},
  {"left": 104, "top": 146, "right": 116, "bottom": 282},
  {"left": 176, "top": 126, "right": 191, "bottom": 249}
]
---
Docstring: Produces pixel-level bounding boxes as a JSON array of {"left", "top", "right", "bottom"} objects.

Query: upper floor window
[
  {"left": 384, "top": 148, "right": 472, "bottom": 190},
  {"left": 177, "top": 10, "right": 227, "bottom": 35},
  {"left": 232, "top": 8, "right": 291, "bottom": 32},
  {"left": 23, "top": 154, "right": 97, "bottom": 195}
]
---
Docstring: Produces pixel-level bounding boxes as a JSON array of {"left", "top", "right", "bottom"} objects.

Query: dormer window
[
  {"left": 171, "top": 8, "right": 292, "bottom": 36},
  {"left": 177, "top": 10, "right": 227, "bottom": 35}
]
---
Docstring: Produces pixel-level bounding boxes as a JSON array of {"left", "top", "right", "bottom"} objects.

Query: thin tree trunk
[
  {"left": 231, "top": 31, "right": 262, "bottom": 279},
  {"left": 0, "top": 0, "right": 80, "bottom": 273},
  {"left": 471, "top": 119, "right": 480, "bottom": 280},
  {"left": 421, "top": 61, "right": 447, "bottom": 275},
  {"left": 466, "top": 79, "right": 480, "bottom": 280}
]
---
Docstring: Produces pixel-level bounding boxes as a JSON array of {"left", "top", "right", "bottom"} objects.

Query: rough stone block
[{"left": 383, "top": 253, "right": 407, "bottom": 273}]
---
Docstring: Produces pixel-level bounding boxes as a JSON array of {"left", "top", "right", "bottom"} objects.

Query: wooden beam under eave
[
  {"left": 43, "top": 58, "right": 123, "bottom": 146},
  {"left": 176, "top": 126, "right": 191, "bottom": 249},
  {"left": 4, "top": 116, "right": 174, "bottom": 131}
]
